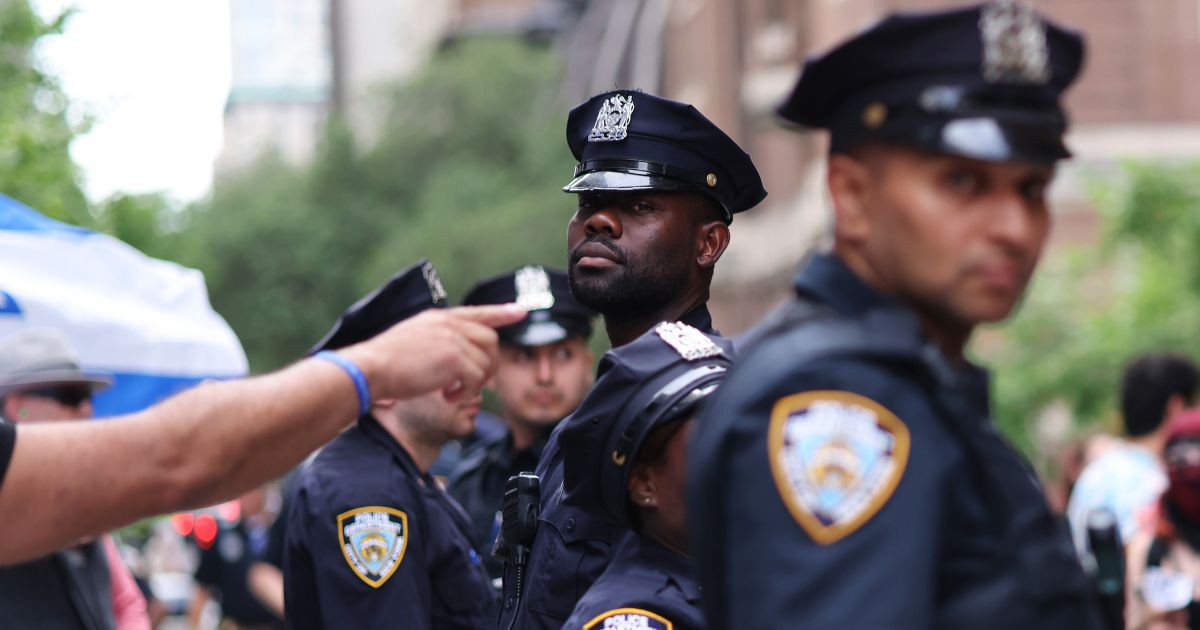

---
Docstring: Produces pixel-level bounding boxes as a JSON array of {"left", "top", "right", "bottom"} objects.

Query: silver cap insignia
[
  {"left": 979, "top": 0, "right": 1050, "bottom": 84},
  {"left": 588, "top": 94, "right": 635, "bottom": 142},
  {"left": 421, "top": 262, "right": 447, "bottom": 304},
  {"left": 514, "top": 265, "right": 555, "bottom": 311},
  {"left": 655, "top": 321, "right": 723, "bottom": 361}
]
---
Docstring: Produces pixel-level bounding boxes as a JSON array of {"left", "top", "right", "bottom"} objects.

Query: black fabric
[
  {"left": 0, "top": 418, "right": 14, "bottom": 491},
  {"left": 195, "top": 521, "right": 281, "bottom": 625},
  {"left": 0, "top": 541, "right": 115, "bottom": 630}
]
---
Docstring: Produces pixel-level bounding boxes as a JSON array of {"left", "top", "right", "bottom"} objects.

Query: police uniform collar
[
  {"left": 793, "top": 253, "right": 896, "bottom": 317},
  {"left": 620, "top": 535, "right": 701, "bottom": 602},
  {"left": 357, "top": 414, "right": 425, "bottom": 480},
  {"left": 678, "top": 303, "right": 716, "bottom": 335}
]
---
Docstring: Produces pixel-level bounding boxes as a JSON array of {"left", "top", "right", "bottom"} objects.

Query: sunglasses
[{"left": 24, "top": 386, "right": 92, "bottom": 408}]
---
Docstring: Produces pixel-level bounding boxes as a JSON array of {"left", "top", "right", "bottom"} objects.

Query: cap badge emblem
[
  {"left": 421, "top": 261, "right": 448, "bottom": 305},
  {"left": 705, "top": 173, "right": 718, "bottom": 188},
  {"left": 979, "top": 0, "right": 1050, "bottom": 84},
  {"left": 588, "top": 94, "right": 636, "bottom": 142},
  {"left": 862, "top": 103, "right": 888, "bottom": 129},
  {"left": 514, "top": 265, "right": 555, "bottom": 311},
  {"left": 655, "top": 321, "right": 722, "bottom": 361}
]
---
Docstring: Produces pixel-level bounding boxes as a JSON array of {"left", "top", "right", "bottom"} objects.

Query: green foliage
[
  {"left": 0, "top": 1, "right": 90, "bottom": 225},
  {"left": 984, "top": 161, "right": 1200, "bottom": 461},
  {"left": 183, "top": 39, "right": 574, "bottom": 372}
]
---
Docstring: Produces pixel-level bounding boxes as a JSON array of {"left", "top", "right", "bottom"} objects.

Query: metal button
[
  {"left": 565, "top": 518, "right": 576, "bottom": 532},
  {"left": 505, "top": 597, "right": 514, "bottom": 609}
]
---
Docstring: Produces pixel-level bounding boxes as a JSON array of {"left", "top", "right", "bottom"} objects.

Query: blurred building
[{"left": 557, "top": 0, "right": 1200, "bottom": 332}]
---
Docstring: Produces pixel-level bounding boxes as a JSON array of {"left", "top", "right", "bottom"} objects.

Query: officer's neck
[
  {"left": 376, "top": 412, "right": 442, "bottom": 473},
  {"left": 603, "top": 290, "right": 709, "bottom": 348}
]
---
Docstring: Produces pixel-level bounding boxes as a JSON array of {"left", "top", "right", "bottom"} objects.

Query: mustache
[{"left": 569, "top": 236, "right": 627, "bottom": 265}]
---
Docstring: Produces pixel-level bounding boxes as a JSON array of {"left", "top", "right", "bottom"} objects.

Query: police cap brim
[
  {"left": 500, "top": 318, "right": 592, "bottom": 347},
  {"left": 562, "top": 170, "right": 700, "bottom": 195}
]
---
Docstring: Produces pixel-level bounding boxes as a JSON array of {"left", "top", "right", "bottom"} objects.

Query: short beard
[{"left": 568, "top": 236, "right": 690, "bottom": 318}]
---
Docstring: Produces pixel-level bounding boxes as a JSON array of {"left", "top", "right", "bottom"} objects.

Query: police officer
[
  {"left": 498, "top": 90, "right": 766, "bottom": 629},
  {"left": 689, "top": 3, "right": 1104, "bottom": 628},
  {"left": 448, "top": 265, "right": 596, "bottom": 582},
  {"left": 283, "top": 259, "right": 498, "bottom": 629},
  {"left": 559, "top": 321, "right": 731, "bottom": 630}
]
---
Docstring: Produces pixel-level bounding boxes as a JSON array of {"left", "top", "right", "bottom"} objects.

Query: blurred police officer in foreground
[
  {"left": 497, "top": 89, "right": 766, "bottom": 630},
  {"left": 690, "top": 2, "right": 1104, "bottom": 628},
  {"left": 559, "top": 322, "right": 731, "bottom": 630},
  {"left": 448, "top": 265, "right": 595, "bottom": 582},
  {"left": 283, "top": 260, "right": 497, "bottom": 629}
]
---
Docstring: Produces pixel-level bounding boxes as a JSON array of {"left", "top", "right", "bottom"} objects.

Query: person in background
[
  {"left": 0, "top": 328, "right": 151, "bottom": 630},
  {"left": 188, "top": 484, "right": 282, "bottom": 630},
  {"left": 448, "top": 264, "right": 595, "bottom": 582},
  {"left": 1125, "top": 410, "right": 1200, "bottom": 630},
  {"left": 283, "top": 260, "right": 497, "bottom": 629},
  {"left": 1069, "top": 353, "right": 1200, "bottom": 553}
]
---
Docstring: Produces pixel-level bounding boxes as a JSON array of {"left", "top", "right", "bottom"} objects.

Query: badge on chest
[
  {"left": 768, "top": 391, "right": 910, "bottom": 545},
  {"left": 337, "top": 506, "right": 409, "bottom": 588}
]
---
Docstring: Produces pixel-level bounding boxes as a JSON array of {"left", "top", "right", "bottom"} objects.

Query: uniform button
[
  {"left": 565, "top": 518, "right": 576, "bottom": 532},
  {"left": 505, "top": 597, "right": 514, "bottom": 609}
]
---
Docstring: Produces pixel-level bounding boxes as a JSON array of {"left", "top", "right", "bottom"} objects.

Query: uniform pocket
[{"left": 526, "top": 505, "right": 615, "bottom": 620}]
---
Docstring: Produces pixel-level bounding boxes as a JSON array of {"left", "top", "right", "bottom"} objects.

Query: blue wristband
[{"left": 314, "top": 350, "right": 371, "bottom": 416}]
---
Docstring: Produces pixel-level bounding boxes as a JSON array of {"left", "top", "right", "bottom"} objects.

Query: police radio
[
  {"left": 494, "top": 472, "right": 540, "bottom": 566},
  {"left": 1086, "top": 507, "right": 1125, "bottom": 630}
]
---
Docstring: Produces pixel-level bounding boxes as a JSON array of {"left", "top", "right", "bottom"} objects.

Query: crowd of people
[{"left": 3, "top": 1, "right": 1199, "bottom": 628}]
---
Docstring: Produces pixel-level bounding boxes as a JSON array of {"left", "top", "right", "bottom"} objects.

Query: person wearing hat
[
  {"left": 557, "top": 321, "right": 731, "bottom": 630},
  {"left": 1125, "top": 409, "right": 1200, "bottom": 630},
  {"left": 497, "top": 89, "right": 766, "bottom": 630},
  {"left": 689, "top": 2, "right": 1104, "bottom": 628},
  {"left": 0, "top": 291, "right": 524, "bottom": 566},
  {"left": 447, "top": 265, "right": 596, "bottom": 582},
  {"left": 0, "top": 328, "right": 151, "bottom": 630},
  {"left": 283, "top": 259, "right": 498, "bottom": 630}
]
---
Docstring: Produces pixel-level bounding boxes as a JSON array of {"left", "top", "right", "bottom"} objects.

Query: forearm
[
  {"left": 0, "top": 357, "right": 358, "bottom": 563},
  {"left": 248, "top": 561, "right": 285, "bottom": 618}
]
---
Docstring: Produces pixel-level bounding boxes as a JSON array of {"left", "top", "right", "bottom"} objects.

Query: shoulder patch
[
  {"left": 337, "top": 506, "right": 409, "bottom": 588},
  {"left": 583, "top": 608, "right": 673, "bottom": 630},
  {"left": 767, "top": 390, "right": 910, "bottom": 545}
]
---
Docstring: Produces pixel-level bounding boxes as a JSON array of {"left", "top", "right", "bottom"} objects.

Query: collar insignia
[
  {"left": 337, "top": 506, "right": 409, "bottom": 588},
  {"left": 979, "top": 0, "right": 1050, "bottom": 84},
  {"left": 421, "top": 261, "right": 447, "bottom": 305},
  {"left": 654, "top": 322, "right": 722, "bottom": 361},
  {"left": 588, "top": 94, "right": 636, "bottom": 142},
  {"left": 514, "top": 265, "right": 555, "bottom": 311}
]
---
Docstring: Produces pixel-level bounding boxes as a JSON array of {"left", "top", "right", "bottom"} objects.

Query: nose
[
  {"left": 536, "top": 354, "right": 554, "bottom": 384},
  {"left": 583, "top": 206, "right": 622, "bottom": 239},
  {"left": 989, "top": 191, "right": 1046, "bottom": 255}
]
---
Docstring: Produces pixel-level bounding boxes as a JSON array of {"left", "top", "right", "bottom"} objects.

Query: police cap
[
  {"left": 309, "top": 258, "right": 448, "bottom": 354},
  {"left": 559, "top": 321, "right": 733, "bottom": 525},
  {"left": 462, "top": 265, "right": 595, "bottom": 347},
  {"left": 777, "top": 1, "right": 1085, "bottom": 164},
  {"left": 563, "top": 90, "right": 767, "bottom": 221}
]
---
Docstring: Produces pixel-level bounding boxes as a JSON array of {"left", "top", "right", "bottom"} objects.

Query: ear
[
  {"left": 1166, "top": 394, "right": 1187, "bottom": 422},
  {"left": 827, "top": 153, "right": 875, "bottom": 245},
  {"left": 0, "top": 395, "right": 18, "bottom": 421},
  {"left": 696, "top": 221, "right": 731, "bottom": 271},
  {"left": 627, "top": 462, "right": 658, "bottom": 508}
]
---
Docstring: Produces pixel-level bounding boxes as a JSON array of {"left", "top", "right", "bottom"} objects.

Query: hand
[{"left": 340, "top": 304, "right": 526, "bottom": 402}]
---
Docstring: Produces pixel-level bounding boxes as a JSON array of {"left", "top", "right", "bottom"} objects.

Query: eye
[
  {"left": 631, "top": 200, "right": 656, "bottom": 214},
  {"left": 943, "top": 169, "right": 983, "bottom": 195},
  {"left": 1019, "top": 176, "right": 1050, "bottom": 204},
  {"left": 554, "top": 347, "right": 574, "bottom": 361}
]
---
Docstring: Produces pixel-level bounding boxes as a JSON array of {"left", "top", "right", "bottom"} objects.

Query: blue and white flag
[{"left": 0, "top": 194, "right": 248, "bottom": 416}]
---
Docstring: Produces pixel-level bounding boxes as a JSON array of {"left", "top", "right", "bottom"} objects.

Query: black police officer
[
  {"left": 689, "top": 3, "right": 1105, "bottom": 629},
  {"left": 559, "top": 321, "right": 731, "bottom": 630},
  {"left": 497, "top": 89, "right": 766, "bottom": 630},
  {"left": 448, "top": 265, "right": 596, "bottom": 582},
  {"left": 283, "top": 259, "right": 497, "bottom": 629}
]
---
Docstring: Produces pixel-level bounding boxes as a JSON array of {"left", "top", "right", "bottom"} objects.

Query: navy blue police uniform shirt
[
  {"left": 497, "top": 305, "right": 719, "bottom": 630},
  {"left": 195, "top": 520, "right": 281, "bottom": 626},
  {"left": 283, "top": 415, "right": 497, "bottom": 629},
  {"left": 563, "top": 536, "right": 703, "bottom": 630},
  {"left": 688, "top": 253, "right": 1103, "bottom": 629},
  {"left": 0, "top": 418, "right": 14, "bottom": 491},
  {"left": 447, "top": 427, "right": 545, "bottom": 583}
]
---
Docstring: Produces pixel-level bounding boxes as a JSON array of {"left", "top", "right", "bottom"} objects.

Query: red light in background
[
  {"left": 194, "top": 514, "right": 218, "bottom": 550},
  {"left": 217, "top": 499, "right": 240, "bottom": 523},
  {"left": 171, "top": 513, "right": 195, "bottom": 537}
]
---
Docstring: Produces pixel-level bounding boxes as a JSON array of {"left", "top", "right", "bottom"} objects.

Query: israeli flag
[{"left": 0, "top": 194, "right": 248, "bottom": 416}]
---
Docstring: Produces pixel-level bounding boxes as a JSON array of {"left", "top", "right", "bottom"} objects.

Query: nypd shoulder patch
[
  {"left": 583, "top": 608, "right": 673, "bottom": 630},
  {"left": 767, "top": 390, "right": 910, "bottom": 545},
  {"left": 337, "top": 506, "right": 409, "bottom": 588}
]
